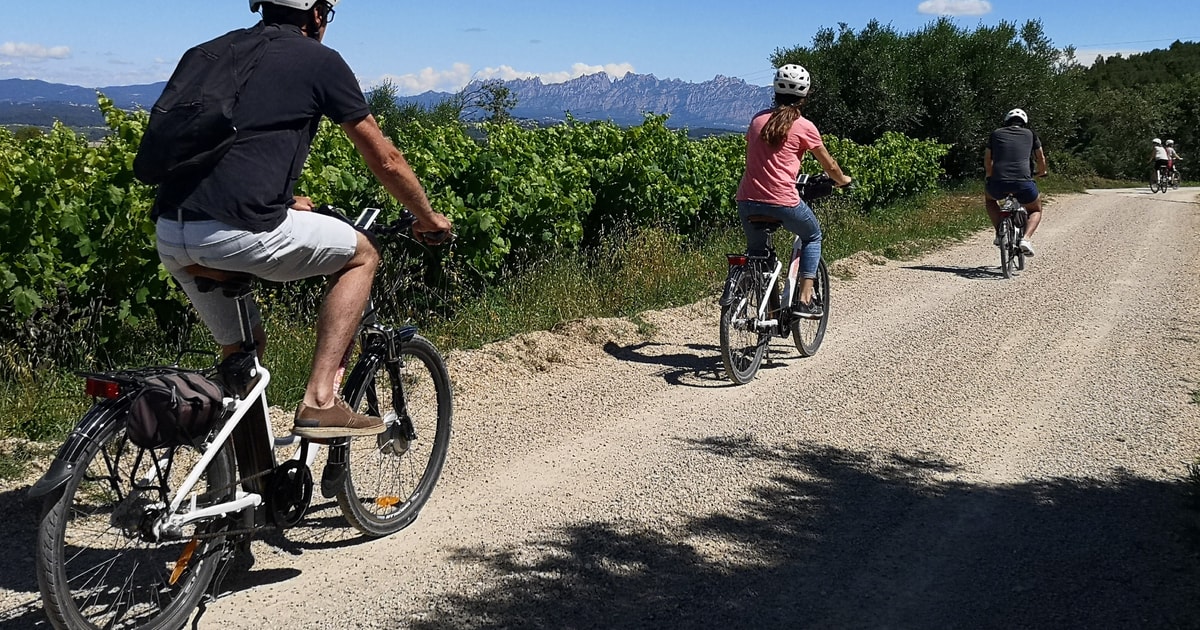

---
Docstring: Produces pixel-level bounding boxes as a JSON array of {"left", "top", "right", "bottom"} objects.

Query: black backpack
[{"left": 133, "top": 24, "right": 280, "bottom": 185}]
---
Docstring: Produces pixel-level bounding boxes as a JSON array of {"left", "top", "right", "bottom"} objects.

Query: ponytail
[{"left": 759, "top": 94, "right": 805, "bottom": 146}]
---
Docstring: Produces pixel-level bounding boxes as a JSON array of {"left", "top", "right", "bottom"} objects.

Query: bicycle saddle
[{"left": 183, "top": 264, "right": 254, "bottom": 297}]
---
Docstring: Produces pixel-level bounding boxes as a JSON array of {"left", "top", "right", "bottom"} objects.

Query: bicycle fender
[
  {"left": 29, "top": 397, "right": 130, "bottom": 498},
  {"left": 719, "top": 269, "right": 745, "bottom": 307}
]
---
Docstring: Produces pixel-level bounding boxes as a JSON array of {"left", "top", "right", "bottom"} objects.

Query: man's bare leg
[
  {"left": 984, "top": 195, "right": 1002, "bottom": 230},
  {"left": 1023, "top": 197, "right": 1043, "bottom": 238},
  {"left": 304, "top": 230, "right": 379, "bottom": 408}
]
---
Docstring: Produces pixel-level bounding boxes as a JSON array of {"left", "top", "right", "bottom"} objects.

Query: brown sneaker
[{"left": 292, "top": 398, "right": 385, "bottom": 439}]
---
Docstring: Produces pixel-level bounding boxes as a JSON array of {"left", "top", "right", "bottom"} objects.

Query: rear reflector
[
  {"left": 726, "top": 255, "right": 749, "bottom": 266},
  {"left": 85, "top": 378, "right": 121, "bottom": 399}
]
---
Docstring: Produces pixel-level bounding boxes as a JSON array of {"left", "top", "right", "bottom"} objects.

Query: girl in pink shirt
[{"left": 735, "top": 64, "right": 851, "bottom": 317}]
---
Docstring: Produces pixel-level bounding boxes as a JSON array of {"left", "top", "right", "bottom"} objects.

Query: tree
[
  {"left": 461, "top": 80, "right": 518, "bottom": 123},
  {"left": 771, "top": 18, "right": 1083, "bottom": 179}
]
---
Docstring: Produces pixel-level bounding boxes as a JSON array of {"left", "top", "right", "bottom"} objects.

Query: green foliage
[
  {"left": 1084, "top": 41, "right": 1200, "bottom": 89},
  {"left": 1, "top": 92, "right": 946, "bottom": 380},
  {"left": 0, "top": 96, "right": 174, "bottom": 368}
]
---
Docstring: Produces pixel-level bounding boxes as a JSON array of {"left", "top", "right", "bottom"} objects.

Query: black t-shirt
[
  {"left": 987, "top": 125, "right": 1042, "bottom": 182},
  {"left": 152, "top": 23, "right": 371, "bottom": 232}
]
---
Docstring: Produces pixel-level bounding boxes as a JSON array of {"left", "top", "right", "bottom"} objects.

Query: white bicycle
[{"left": 29, "top": 206, "right": 453, "bottom": 629}]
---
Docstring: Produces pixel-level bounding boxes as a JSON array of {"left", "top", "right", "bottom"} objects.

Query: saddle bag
[{"left": 127, "top": 372, "right": 227, "bottom": 448}]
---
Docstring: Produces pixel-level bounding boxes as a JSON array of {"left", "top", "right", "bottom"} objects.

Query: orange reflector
[
  {"left": 726, "top": 255, "right": 748, "bottom": 266},
  {"left": 85, "top": 378, "right": 121, "bottom": 399},
  {"left": 170, "top": 539, "right": 199, "bottom": 586},
  {"left": 376, "top": 496, "right": 401, "bottom": 509}
]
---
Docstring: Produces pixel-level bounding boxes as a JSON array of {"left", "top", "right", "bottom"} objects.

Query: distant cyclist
[
  {"left": 984, "top": 108, "right": 1047, "bottom": 256},
  {"left": 1151, "top": 138, "right": 1170, "bottom": 183},
  {"left": 735, "top": 64, "right": 851, "bottom": 318},
  {"left": 1166, "top": 139, "right": 1182, "bottom": 177}
]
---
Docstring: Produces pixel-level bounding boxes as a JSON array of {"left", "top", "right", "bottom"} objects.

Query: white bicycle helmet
[
  {"left": 1166, "top": 139, "right": 1174, "bottom": 146},
  {"left": 250, "top": 0, "right": 338, "bottom": 12},
  {"left": 1152, "top": 138, "right": 1162, "bottom": 145},
  {"left": 1003, "top": 108, "right": 1028, "bottom": 125},
  {"left": 774, "top": 65, "right": 812, "bottom": 98}
]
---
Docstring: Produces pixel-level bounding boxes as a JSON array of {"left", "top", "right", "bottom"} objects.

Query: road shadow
[
  {"left": 404, "top": 439, "right": 1200, "bottom": 630},
  {"left": 603, "top": 339, "right": 803, "bottom": 388},
  {"left": 904, "top": 264, "right": 1003, "bottom": 280},
  {"left": 602, "top": 341, "right": 727, "bottom": 388}
]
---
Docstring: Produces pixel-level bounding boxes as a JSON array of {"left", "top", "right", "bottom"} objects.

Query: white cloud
[
  {"left": 0, "top": 42, "right": 71, "bottom": 60},
  {"left": 365, "top": 62, "right": 636, "bottom": 95},
  {"left": 917, "top": 0, "right": 992, "bottom": 16}
]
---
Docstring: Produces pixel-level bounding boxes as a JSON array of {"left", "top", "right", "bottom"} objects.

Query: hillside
[{"left": 0, "top": 73, "right": 768, "bottom": 132}]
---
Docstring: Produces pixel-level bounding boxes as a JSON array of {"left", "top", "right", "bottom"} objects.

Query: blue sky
[{"left": 3, "top": 0, "right": 1198, "bottom": 93}]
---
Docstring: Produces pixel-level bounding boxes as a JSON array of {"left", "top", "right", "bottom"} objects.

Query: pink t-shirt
[{"left": 735, "top": 109, "right": 824, "bottom": 207}]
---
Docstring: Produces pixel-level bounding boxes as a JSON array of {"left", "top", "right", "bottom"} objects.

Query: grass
[{"left": 0, "top": 183, "right": 1022, "bottom": 478}]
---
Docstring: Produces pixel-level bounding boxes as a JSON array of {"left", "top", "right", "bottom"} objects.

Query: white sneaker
[{"left": 1019, "top": 239, "right": 1035, "bottom": 256}]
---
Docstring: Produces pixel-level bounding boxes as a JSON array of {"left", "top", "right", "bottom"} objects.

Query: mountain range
[{"left": 0, "top": 72, "right": 772, "bottom": 132}]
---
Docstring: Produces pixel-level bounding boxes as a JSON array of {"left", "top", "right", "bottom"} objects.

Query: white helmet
[
  {"left": 774, "top": 65, "right": 811, "bottom": 98},
  {"left": 1166, "top": 139, "right": 1174, "bottom": 146},
  {"left": 250, "top": 0, "right": 338, "bottom": 12},
  {"left": 1003, "top": 108, "right": 1028, "bottom": 125},
  {"left": 1152, "top": 138, "right": 1162, "bottom": 145}
]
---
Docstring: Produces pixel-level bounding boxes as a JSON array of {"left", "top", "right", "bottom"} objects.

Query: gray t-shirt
[{"left": 987, "top": 125, "right": 1041, "bottom": 182}]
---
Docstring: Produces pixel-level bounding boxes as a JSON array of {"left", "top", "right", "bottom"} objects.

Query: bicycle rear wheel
[
  {"left": 791, "top": 258, "right": 830, "bottom": 357},
  {"left": 719, "top": 267, "right": 768, "bottom": 384},
  {"left": 337, "top": 334, "right": 452, "bottom": 537},
  {"left": 999, "top": 217, "right": 1015, "bottom": 279},
  {"left": 37, "top": 417, "right": 235, "bottom": 630}
]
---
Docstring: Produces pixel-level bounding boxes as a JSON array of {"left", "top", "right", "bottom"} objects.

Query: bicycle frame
[{"left": 728, "top": 234, "right": 804, "bottom": 334}]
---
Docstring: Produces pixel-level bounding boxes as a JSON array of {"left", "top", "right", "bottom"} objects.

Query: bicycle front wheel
[
  {"left": 337, "top": 334, "right": 452, "bottom": 537},
  {"left": 37, "top": 417, "right": 235, "bottom": 630},
  {"left": 719, "top": 268, "right": 767, "bottom": 384},
  {"left": 791, "top": 258, "right": 830, "bottom": 357}
]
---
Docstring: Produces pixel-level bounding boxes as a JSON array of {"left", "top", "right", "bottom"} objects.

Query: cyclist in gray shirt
[{"left": 984, "top": 108, "right": 1048, "bottom": 256}]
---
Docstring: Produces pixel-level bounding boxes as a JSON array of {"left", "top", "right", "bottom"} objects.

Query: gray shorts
[{"left": 157, "top": 209, "right": 358, "bottom": 345}]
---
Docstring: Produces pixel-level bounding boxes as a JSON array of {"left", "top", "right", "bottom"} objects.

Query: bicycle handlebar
[
  {"left": 316, "top": 204, "right": 454, "bottom": 246},
  {"left": 796, "top": 173, "right": 849, "bottom": 201}
]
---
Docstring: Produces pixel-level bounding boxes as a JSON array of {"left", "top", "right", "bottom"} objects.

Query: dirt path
[{"left": 3, "top": 187, "right": 1200, "bottom": 629}]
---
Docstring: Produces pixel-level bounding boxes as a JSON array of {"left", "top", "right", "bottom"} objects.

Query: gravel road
[{"left": 3, "top": 187, "right": 1199, "bottom": 629}]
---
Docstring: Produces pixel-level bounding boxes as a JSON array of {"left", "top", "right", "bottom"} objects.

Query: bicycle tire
[
  {"left": 999, "top": 217, "right": 1014, "bottom": 279},
  {"left": 37, "top": 418, "right": 235, "bottom": 630},
  {"left": 719, "top": 267, "right": 767, "bottom": 384},
  {"left": 336, "top": 334, "right": 452, "bottom": 537},
  {"left": 791, "top": 258, "right": 830, "bottom": 357}
]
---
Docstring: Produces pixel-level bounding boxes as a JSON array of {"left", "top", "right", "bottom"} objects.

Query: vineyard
[{"left": 0, "top": 96, "right": 948, "bottom": 375}]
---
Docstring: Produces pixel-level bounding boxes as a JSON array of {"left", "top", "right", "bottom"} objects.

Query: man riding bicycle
[
  {"left": 984, "top": 108, "right": 1047, "bottom": 257},
  {"left": 149, "top": 0, "right": 452, "bottom": 440},
  {"left": 735, "top": 64, "right": 851, "bottom": 319}
]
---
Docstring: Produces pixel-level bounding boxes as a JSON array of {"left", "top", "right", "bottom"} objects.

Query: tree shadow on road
[{"left": 406, "top": 438, "right": 1200, "bottom": 630}]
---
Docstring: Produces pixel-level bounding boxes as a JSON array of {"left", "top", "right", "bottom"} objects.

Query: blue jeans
[{"left": 736, "top": 200, "right": 822, "bottom": 279}]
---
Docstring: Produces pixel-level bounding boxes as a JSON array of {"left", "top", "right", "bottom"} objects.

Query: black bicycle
[
  {"left": 30, "top": 206, "right": 453, "bottom": 630},
  {"left": 719, "top": 174, "right": 835, "bottom": 384},
  {"left": 996, "top": 194, "right": 1028, "bottom": 279}
]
